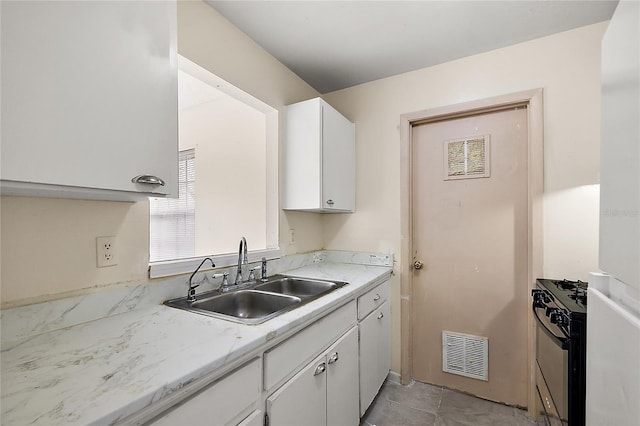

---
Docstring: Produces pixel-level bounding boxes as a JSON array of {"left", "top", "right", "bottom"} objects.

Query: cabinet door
[
  {"left": 359, "top": 301, "right": 391, "bottom": 416},
  {"left": 1, "top": 1, "right": 177, "bottom": 197},
  {"left": 321, "top": 103, "right": 355, "bottom": 212},
  {"left": 599, "top": 0, "right": 640, "bottom": 287},
  {"left": 266, "top": 353, "right": 327, "bottom": 426},
  {"left": 284, "top": 97, "right": 355, "bottom": 212},
  {"left": 326, "top": 327, "right": 359, "bottom": 426}
]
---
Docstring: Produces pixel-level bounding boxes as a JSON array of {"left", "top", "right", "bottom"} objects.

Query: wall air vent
[
  {"left": 442, "top": 331, "right": 488, "bottom": 381},
  {"left": 444, "top": 134, "right": 490, "bottom": 180}
]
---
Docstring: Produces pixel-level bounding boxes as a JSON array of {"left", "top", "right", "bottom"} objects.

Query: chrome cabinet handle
[
  {"left": 373, "top": 294, "right": 381, "bottom": 301},
  {"left": 314, "top": 362, "right": 326, "bottom": 376},
  {"left": 328, "top": 352, "right": 339, "bottom": 364},
  {"left": 132, "top": 175, "right": 166, "bottom": 186},
  {"left": 377, "top": 312, "right": 384, "bottom": 320},
  {"left": 326, "top": 199, "right": 334, "bottom": 205}
]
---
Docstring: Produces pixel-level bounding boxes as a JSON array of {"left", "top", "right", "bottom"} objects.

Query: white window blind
[{"left": 149, "top": 149, "right": 195, "bottom": 262}]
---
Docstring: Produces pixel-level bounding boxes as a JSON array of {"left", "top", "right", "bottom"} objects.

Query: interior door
[{"left": 410, "top": 106, "right": 529, "bottom": 406}]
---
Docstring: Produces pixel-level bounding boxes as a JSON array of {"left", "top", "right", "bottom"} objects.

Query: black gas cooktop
[{"left": 536, "top": 278, "right": 587, "bottom": 315}]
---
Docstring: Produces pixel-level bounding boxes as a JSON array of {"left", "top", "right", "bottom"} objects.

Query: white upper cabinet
[
  {"left": 283, "top": 98, "right": 355, "bottom": 212},
  {"left": 0, "top": 1, "right": 178, "bottom": 200}
]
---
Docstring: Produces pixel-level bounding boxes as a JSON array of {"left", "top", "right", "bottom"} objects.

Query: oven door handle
[{"left": 532, "top": 303, "right": 570, "bottom": 350}]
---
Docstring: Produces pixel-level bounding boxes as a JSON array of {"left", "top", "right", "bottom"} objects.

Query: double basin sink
[{"left": 164, "top": 275, "right": 348, "bottom": 325}]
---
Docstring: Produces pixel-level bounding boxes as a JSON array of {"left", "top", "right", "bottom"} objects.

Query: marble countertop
[{"left": 1, "top": 261, "right": 392, "bottom": 426}]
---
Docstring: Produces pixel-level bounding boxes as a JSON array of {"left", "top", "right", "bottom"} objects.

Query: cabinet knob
[
  {"left": 314, "top": 362, "right": 326, "bottom": 376},
  {"left": 377, "top": 312, "right": 384, "bottom": 320},
  {"left": 413, "top": 260, "right": 424, "bottom": 270},
  {"left": 132, "top": 175, "right": 165, "bottom": 186},
  {"left": 373, "top": 294, "right": 381, "bottom": 301},
  {"left": 326, "top": 199, "right": 334, "bottom": 206},
  {"left": 328, "top": 352, "right": 339, "bottom": 364}
]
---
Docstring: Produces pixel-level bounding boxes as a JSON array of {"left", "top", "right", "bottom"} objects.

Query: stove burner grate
[{"left": 555, "top": 279, "right": 587, "bottom": 290}]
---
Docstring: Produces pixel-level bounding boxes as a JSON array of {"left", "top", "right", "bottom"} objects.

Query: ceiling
[{"left": 207, "top": 1, "right": 618, "bottom": 93}]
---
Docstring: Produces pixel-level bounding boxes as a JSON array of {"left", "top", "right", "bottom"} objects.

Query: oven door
[{"left": 533, "top": 295, "right": 569, "bottom": 425}]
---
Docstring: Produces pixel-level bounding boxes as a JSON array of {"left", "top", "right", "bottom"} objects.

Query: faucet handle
[
  {"left": 248, "top": 266, "right": 261, "bottom": 281},
  {"left": 212, "top": 273, "right": 230, "bottom": 290}
]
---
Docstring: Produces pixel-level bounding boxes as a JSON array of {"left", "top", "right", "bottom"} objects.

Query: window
[
  {"left": 149, "top": 56, "right": 279, "bottom": 278},
  {"left": 149, "top": 149, "right": 196, "bottom": 262}
]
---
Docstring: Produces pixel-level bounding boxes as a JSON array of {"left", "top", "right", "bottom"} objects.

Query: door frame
[{"left": 399, "top": 89, "right": 543, "bottom": 413}]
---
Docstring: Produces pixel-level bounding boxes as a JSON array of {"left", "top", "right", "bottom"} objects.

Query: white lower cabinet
[
  {"left": 326, "top": 327, "right": 360, "bottom": 426},
  {"left": 147, "top": 358, "right": 261, "bottom": 426},
  {"left": 266, "top": 327, "right": 359, "bottom": 426},
  {"left": 141, "top": 279, "right": 393, "bottom": 426},
  {"left": 358, "top": 280, "right": 391, "bottom": 416}
]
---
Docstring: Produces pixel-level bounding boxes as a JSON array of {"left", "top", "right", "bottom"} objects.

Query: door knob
[{"left": 413, "top": 260, "right": 424, "bottom": 270}]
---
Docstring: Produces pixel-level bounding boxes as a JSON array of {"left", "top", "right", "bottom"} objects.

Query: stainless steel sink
[
  {"left": 164, "top": 275, "right": 348, "bottom": 325},
  {"left": 193, "top": 290, "right": 300, "bottom": 320},
  {"left": 254, "top": 276, "right": 344, "bottom": 299}
]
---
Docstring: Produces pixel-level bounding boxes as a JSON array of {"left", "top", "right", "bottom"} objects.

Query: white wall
[
  {"left": 324, "top": 22, "right": 607, "bottom": 372},
  {"left": 0, "top": 1, "right": 322, "bottom": 306}
]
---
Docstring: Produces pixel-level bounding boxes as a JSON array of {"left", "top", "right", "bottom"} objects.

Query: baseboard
[{"left": 386, "top": 370, "right": 401, "bottom": 384}]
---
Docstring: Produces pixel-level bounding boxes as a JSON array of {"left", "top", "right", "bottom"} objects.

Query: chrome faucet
[
  {"left": 187, "top": 257, "right": 215, "bottom": 302},
  {"left": 235, "top": 237, "right": 248, "bottom": 284}
]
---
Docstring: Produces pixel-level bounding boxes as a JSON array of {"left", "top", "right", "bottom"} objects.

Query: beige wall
[
  {"left": 179, "top": 98, "right": 267, "bottom": 255},
  {"left": 0, "top": 0, "right": 322, "bottom": 306},
  {"left": 323, "top": 22, "right": 607, "bottom": 373},
  {"left": 0, "top": 3, "right": 606, "bottom": 381}
]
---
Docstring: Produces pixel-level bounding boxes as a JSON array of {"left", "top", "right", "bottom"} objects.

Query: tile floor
[{"left": 361, "top": 380, "right": 537, "bottom": 426}]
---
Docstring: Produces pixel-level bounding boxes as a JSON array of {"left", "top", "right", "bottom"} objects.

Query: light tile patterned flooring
[{"left": 361, "top": 380, "right": 537, "bottom": 426}]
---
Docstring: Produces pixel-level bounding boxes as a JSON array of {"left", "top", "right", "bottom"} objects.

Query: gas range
[{"left": 532, "top": 278, "right": 588, "bottom": 426}]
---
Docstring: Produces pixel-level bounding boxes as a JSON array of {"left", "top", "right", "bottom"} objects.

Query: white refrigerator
[{"left": 587, "top": 2, "right": 640, "bottom": 425}]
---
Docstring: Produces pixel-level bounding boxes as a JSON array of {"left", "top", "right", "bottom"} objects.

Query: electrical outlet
[
  {"left": 289, "top": 229, "right": 296, "bottom": 245},
  {"left": 97, "top": 236, "right": 117, "bottom": 267}
]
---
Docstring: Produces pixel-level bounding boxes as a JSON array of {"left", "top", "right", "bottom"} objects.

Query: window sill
[{"left": 149, "top": 248, "right": 282, "bottom": 279}]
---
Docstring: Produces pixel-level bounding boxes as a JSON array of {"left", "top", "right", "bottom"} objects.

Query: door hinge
[{"left": 264, "top": 413, "right": 269, "bottom": 426}]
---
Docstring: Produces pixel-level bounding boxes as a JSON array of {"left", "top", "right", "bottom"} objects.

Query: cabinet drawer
[
  {"left": 264, "top": 300, "right": 356, "bottom": 391},
  {"left": 358, "top": 280, "right": 390, "bottom": 320},
  {"left": 150, "top": 358, "right": 260, "bottom": 426}
]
